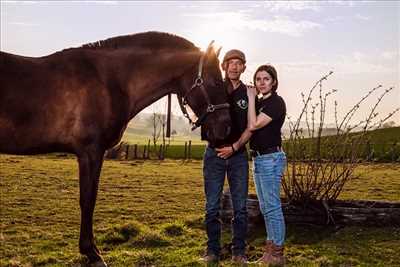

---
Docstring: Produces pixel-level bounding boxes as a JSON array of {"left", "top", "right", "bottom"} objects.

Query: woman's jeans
[
  {"left": 253, "top": 151, "right": 286, "bottom": 246},
  {"left": 203, "top": 146, "right": 249, "bottom": 256}
]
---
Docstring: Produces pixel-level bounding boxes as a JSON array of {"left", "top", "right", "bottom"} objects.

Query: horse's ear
[
  {"left": 205, "top": 40, "right": 215, "bottom": 55},
  {"left": 216, "top": 46, "right": 222, "bottom": 58}
]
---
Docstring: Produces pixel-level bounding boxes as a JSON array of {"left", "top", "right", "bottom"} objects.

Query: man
[{"left": 201, "top": 49, "right": 253, "bottom": 264}]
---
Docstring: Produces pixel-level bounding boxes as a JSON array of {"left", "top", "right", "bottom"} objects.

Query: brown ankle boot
[{"left": 257, "top": 240, "right": 284, "bottom": 266}]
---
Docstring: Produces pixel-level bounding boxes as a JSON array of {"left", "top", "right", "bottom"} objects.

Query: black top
[
  {"left": 203, "top": 80, "right": 248, "bottom": 149},
  {"left": 250, "top": 92, "right": 286, "bottom": 150}
]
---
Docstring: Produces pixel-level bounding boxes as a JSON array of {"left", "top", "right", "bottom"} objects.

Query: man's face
[{"left": 225, "top": 59, "right": 246, "bottom": 81}]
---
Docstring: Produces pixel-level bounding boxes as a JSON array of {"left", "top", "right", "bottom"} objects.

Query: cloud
[
  {"left": 184, "top": 12, "right": 322, "bottom": 37},
  {"left": 177, "top": 4, "right": 203, "bottom": 9},
  {"left": 67, "top": 1, "right": 118, "bottom": 4},
  {"left": 9, "top": 22, "right": 38, "bottom": 27},
  {"left": 325, "top": 16, "right": 345, "bottom": 23},
  {"left": 2, "top": 0, "right": 118, "bottom": 4},
  {"left": 322, "top": 1, "right": 356, "bottom": 7},
  {"left": 260, "top": 2, "right": 322, "bottom": 12},
  {"left": 248, "top": 15, "right": 322, "bottom": 37},
  {"left": 382, "top": 51, "right": 399, "bottom": 60},
  {"left": 355, "top": 14, "right": 370, "bottom": 21},
  {"left": 352, "top": 51, "right": 366, "bottom": 61},
  {"left": 275, "top": 51, "right": 396, "bottom": 75},
  {"left": 2, "top": 1, "right": 39, "bottom": 3},
  {"left": 253, "top": 1, "right": 357, "bottom": 13}
]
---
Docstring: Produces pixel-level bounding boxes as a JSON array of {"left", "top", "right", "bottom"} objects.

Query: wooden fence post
[
  {"left": 147, "top": 139, "right": 151, "bottom": 159},
  {"left": 188, "top": 140, "right": 192, "bottom": 160},
  {"left": 143, "top": 145, "right": 147, "bottom": 159},
  {"left": 125, "top": 145, "right": 129, "bottom": 160},
  {"left": 390, "top": 142, "right": 397, "bottom": 162},
  {"left": 184, "top": 142, "right": 188, "bottom": 160},
  {"left": 366, "top": 141, "right": 372, "bottom": 161},
  {"left": 134, "top": 144, "right": 138, "bottom": 159},
  {"left": 159, "top": 144, "right": 163, "bottom": 160}
]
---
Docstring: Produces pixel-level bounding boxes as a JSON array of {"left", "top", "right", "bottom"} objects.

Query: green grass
[
  {"left": 340, "top": 163, "right": 400, "bottom": 201},
  {"left": 0, "top": 155, "right": 399, "bottom": 266}
]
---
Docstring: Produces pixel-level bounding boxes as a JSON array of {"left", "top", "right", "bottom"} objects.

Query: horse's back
[{"left": 0, "top": 51, "right": 107, "bottom": 155}]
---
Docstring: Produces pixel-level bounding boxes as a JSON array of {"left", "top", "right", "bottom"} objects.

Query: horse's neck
[{"left": 112, "top": 49, "right": 199, "bottom": 120}]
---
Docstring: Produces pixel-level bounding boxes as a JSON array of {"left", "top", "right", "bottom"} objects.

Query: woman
[{"left": 247, "top": 64, "right": 287, "bottom": 266}]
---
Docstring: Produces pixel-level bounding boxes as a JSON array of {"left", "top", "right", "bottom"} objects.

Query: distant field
[
  {"left": 119, "top": 127, "right": 400, "bottom": 161},
  {"left": 122, "top": 126, "right": 400, "bottom": 145},
  {"left": 122, "top": 131, "right": 205, "bottom": 146},
  {"left": 1, "top": 155, "right": 399, "bottom": 266},
  {"left": 363, "top": 126, "right": 400, "bottom": 143}
]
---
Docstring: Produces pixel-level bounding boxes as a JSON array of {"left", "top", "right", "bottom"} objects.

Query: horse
[{"left": 0, "top": 31, "right": 231, "bottom": 266}]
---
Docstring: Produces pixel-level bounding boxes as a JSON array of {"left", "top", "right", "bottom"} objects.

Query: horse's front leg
[{"left": 77, "top": 147, "right": 107, "bottom": 267}]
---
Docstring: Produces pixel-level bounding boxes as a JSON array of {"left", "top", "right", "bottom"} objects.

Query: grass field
[{"left": 0, "top": 155, "right": 399, "bottom": 266}]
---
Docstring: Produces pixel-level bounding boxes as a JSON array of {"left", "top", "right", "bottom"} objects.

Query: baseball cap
[{"left": 222, "top": 49, "right": 246, "bottom": 64}]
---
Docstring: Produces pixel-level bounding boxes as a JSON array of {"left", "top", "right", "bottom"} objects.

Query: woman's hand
[
  {"left": 216, "top": 145, "right": 234, "bottom": 159},
  {"left": 247, "top": 85, "right": 257, "bottom": 98}
]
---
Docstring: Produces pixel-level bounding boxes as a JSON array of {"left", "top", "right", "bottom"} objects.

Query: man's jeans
[
  {"left": 253, "top": 151, "right": 286, "bottom": 246},
  {"left": 203, "top": 146, "right": 249, "bottom": 256}
]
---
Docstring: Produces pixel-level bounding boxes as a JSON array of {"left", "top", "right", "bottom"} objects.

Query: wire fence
[{"left": 105, "top": 141, "right": 400, "bottom": 162}]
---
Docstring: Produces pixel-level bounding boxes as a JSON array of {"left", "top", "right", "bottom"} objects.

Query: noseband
[{"left": 178, "top": 50, "right": 230, "bottom": 131}]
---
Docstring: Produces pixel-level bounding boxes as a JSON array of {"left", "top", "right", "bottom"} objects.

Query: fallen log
[{"left": 221, "top": 191, "right": 400, "bottom": 227}]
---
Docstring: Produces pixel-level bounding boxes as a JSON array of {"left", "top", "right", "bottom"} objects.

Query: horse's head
[{"left": 177, "top": 42, "right": 231, "bottom": 143}]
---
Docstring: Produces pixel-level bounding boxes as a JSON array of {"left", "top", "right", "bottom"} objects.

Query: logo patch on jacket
[{"left": 236, "top": 99, "right": 248, "bottom": 110}]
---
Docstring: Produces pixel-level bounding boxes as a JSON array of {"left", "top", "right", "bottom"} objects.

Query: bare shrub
[{"left": 283, "top": 72, "right": 399, "bottom": 203}]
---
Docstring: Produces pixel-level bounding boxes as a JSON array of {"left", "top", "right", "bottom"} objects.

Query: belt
[
  {"left": 250, "top": 146, "right": 282, "bottom": 157},
  {"left": 207, "top": 144, "right": 230, "bottom": 149}
]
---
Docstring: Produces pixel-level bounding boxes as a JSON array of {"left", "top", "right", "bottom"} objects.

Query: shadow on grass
[
  {"left": 160, "top": 221, "right": 188, "bottom": 237},
  {"left": 184, "top": 215, "right": 204, "bottom": 230},
  {"left": 99, "top": 221, "right": 141, "bottom": 245},
  {"left": 98, "top": 220, "right": 171, "bottom": 250},
  {"left": 245, "top": 223, "right": 400, "bottom": 266},
  {"left": 247, "top": 223, "right": 340, "bottom": 246}
]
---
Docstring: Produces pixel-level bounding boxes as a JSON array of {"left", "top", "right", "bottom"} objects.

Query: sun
[
  {"left": 181, "top": 16, "right": 253, "bottom": 84},
  {"left": 182, "top": 17, "right": 240, "bottom": 55}
]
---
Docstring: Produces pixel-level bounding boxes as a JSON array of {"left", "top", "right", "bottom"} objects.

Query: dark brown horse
[{"left": 0, "top": 31, "right": 231, "bottom": 266}]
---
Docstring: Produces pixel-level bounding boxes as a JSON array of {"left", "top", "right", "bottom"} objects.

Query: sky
[{"left": 1, "top": 0, "right": 399, "bottom": 127}]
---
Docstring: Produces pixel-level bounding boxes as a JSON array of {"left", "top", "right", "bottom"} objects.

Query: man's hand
[{"left": 216, "top": 146, "right": 234, "bottom": 159}]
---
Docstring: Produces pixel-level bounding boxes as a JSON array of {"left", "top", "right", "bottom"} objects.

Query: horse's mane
[{"left": 77, "top": 31, "right": 198, "bottom": 51}]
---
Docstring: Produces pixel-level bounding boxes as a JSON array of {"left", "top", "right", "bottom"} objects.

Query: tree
[{"left": 147, "top": 112, "right": 163, "bottom": 147}]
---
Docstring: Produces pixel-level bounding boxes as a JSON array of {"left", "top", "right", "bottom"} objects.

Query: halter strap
[{"left": 178, "top": 41, "right": 230, "bottom": 131}]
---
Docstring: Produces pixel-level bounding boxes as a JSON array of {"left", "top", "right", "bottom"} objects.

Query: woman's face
[{"left": 255, "top": 70, "right": 275, "bottom": 95}]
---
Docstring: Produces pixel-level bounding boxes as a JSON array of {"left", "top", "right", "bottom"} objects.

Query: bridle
[{"left": 178, "top": 43, "right": 230, "bottom": 131}]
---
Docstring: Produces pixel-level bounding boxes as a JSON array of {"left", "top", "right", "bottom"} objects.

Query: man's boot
[{"left": 200, "top": 250, "right": 219, "bottom": 264}]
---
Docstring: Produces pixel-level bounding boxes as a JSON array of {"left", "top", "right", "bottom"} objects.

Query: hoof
[{"left": 90, "top": 261, "right": 108, "bottom": 267}]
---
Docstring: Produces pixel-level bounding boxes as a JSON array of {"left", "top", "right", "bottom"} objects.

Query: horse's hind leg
[{"left": 77, "top": 146, "right": 107, "bottom": 266}]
